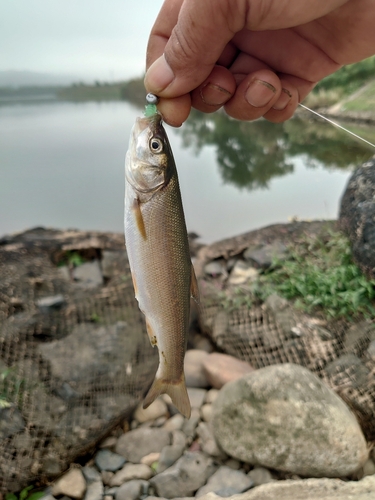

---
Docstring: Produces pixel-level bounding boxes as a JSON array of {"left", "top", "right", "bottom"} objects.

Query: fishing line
[{"left": 298, "top": 103, "right": 375, "bottom": 149}]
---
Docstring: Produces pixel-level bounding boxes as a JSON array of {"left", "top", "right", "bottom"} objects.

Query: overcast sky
[{"left": 0, "top": 0, "right": 164, "bottom": 82}]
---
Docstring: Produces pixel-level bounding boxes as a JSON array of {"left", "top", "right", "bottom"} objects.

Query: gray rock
[
  {"left": 196, "top": 466, "right": 254, "bottom": 497},
  {"left": 248, "top": 467, "right": 274, "bottom": 486},
  {"left": 101, "top": 250, "right": 127, "bottom": 279},
  {"left": 95, "top": 449, "right": 126, "bottom": 472},
  {"left": 196, "top": 422, "right": 226, "bottom": 459},
  {"left": 244, "top": 241, "right": 287, "bottom": 268},
  {"left": 157, "top": 443, "right": 185, "bottom": 473},
  {"left": 83, "top": 481, "right": 103, "bottom": 500},
  {"left": 325, "top": 354, "right": 370, "bottom": 388},
  {"left": 115, "top": 427, "right": 171, "bottom": 463},
  {"left": 214, "top": 475, "right": 375, "bottom": 500},
  {"left": 110, "top": 463, "right": 153, "bottom": 486},
  {"left": 82, "top": 466, "right": 102, "bottom": 483},
  {"left": 202, "top": 353, "right": 254, "bottom": 389},
  {"left": 172, "top": 429, "right": 187, "bottom": 449},
  {"left": 163, "top": 413, "right": 185, "bottom": 431},
  {"left": 212, "top": 364, "right": 368, "bottom": 477},
  {"left": 0, "top": 406, "right": 25, "bottom": 439},
  {"left": 343, "top": 320, "right": 375, "bottom": 355},
  {"left": 367, "top": 340, "right": 375, "bottom": 359},
  {"left": 181, "top": 411, "right": 200, "bottom": 441},
  {"left": 184, "top": 350, "right": 210, "bottom": 388},
  {"left": 200, "top": 404, "right": 213, "bottom": 422},
  {"left": 36, "top": 294, "right": 66, "bottom": 313},
  {"left": 72, "top": 260, "right": 103, "bottom": 288},
  {"left": 205, "top": 389, "right": 219, "bottom": 404},
  {"left": 150, "top": 451, "right": 215, "bottom": 499},
  {"left": 187, "top": 388, "right": 207, "bottom": 409},
  {"left": 116, "top": 480, "right": 149, "bottom": 500},
  {"left": 52, "top": 468, "right": 86, "bottom": 499}
]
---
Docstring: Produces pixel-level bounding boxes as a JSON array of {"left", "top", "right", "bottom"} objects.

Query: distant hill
[{"left": 0, "top": 70, "right": 79, "bottom": 87}]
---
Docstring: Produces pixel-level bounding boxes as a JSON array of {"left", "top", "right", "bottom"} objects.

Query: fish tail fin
[{"left": 143, "top": 373, "right": 191, "bottom": 419}]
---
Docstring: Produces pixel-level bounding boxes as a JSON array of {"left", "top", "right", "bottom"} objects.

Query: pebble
[
  {"left": 109, "top": 463, "right": 153, "bottom": 486},
  {"left": 83, "top": 480, "right": 103, "bottom": 500},
  {"left": 101, "top": 471, "right": 114, "bottom": 485},
  {"left": 115, "top": 427, "right": 171, "bottom": 463},
  {"left": 228, "top": 260, "right": 258, "bottom": 285},
  {"left": 203, "top": 353, "right": 255, "bottom": 389},
  {"left": 187, "top": 388, "right": 207, "bottom": 409},
  {"left": 200, "top": 404, "right": 213, "bottom": 422},
  {"left": 163, "top": 413, "right": 185, "bottom": 431},
  {"left": 196, "top": 465, "right": 254, "bottom": 497},
  {"left": 140, "top": 452, "right": 160, "bottom": 466},
  {"left": 205, "top": 389, "right": 219, "bottom": 404},
  {"left": 52, "top": 468, "right": 86, "bottom": 499},
  {"left": 248, "top": 466, "right": 274, "bottom": 486},
  {"left": 99, "top": 436, "right": 117, "bottom": 449},
  {"left": 94, "top": 449, "right": 126, "bottom": 472},
  {"left": 82, "top": 466, "right": 101, "bottom": 483},
  {"left": 116, "top": 480, "right": 149, "bottom": 500},
  {"left": 157, "top": 443, "right": 185, "bottom": 473},
  {"left": 184, "top": 350, "right": 210, "bottom": 388},
  {"left": 133, "top": 398, "right": 168, "bottom": 423}
]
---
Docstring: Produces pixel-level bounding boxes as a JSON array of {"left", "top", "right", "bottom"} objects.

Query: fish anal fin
[
  {"left": 190, "top": 264, "right": 200, "bottom": 305},
  {"left": 143, "top": 373, "right": 191, "bottom": 419},
  {"left": 132, "top": 197, "right": 147, "bottom": 240},
  {"left": 145, "top": 318, "right": 158, "bottom": 347}
]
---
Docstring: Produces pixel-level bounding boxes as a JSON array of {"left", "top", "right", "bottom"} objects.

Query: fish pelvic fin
[{"left": 143, "top": 373, "right": 191, "bottom": 419}]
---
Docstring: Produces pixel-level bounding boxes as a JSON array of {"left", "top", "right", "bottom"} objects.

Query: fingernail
[
  {"left": 272, "top": 88, "right": 292, "bottom": 110},
  {"left": 245, "top": 79, "right": 276, "bottom": 108},
  {"left": 145, "top": 54, "right": 174, "bottom": 93},
  {"left": 200, "top": 83, "right": 232, "bottom": 106}
]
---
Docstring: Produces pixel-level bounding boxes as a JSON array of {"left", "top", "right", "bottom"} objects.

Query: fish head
[{"left": 126, "top": 113, "right": 172, "bottom": 195}]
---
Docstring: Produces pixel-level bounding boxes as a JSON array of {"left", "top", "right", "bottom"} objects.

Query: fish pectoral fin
[
  {"left": 143, "top": 373, "right": 191, "bottom": 419},
  {"left": 190, "top": 264, "right": 200, "bottom": 305},
  {"left": 132, "top": 197, "right": 147, "bottom": 240}
]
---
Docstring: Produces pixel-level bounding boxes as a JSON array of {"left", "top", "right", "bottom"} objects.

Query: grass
[
  {"left": 5, "top": 485, "right": 44, "bottom": 500},
  {"left": 256, "top": 231, "right": 375, "bottom": 319}
]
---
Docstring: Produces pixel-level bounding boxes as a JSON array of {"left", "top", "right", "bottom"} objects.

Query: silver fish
[{"left": 124, "top": 110, "right": 198, "bottom": 418}]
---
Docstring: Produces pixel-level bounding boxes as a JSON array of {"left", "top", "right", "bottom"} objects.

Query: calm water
[{"left": 1, "top": 100, "right": 373, "bottom": 243}]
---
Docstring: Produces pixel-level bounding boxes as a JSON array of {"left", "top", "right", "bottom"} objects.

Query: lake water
[{"left": 1, "top": 100, "right": 373, "bottom": 244}]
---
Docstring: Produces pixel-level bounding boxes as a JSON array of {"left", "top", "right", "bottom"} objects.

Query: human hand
[{"left": 144, "top": 0, "right": 375, "bottom": 126}]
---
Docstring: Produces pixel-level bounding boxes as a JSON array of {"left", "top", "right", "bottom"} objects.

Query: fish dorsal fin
[{"left": 190, "top": 264, "right": 200, "bottom": 305}]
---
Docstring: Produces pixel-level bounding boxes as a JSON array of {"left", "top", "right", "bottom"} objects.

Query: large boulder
[{"left": 212, "top": 364, "right": 368, "bottom": 477}]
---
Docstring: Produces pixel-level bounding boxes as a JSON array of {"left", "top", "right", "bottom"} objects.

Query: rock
[
  {"left": 72, "top": 260, "right": 103, "bottom": 287},
  {"left": 0, "top": 406, "right": 25, "bottom": 439},
  {"left": 363, "top": 458, "right": 375, "bottom": 477},
  {"left": 200, "top": 404, "right": 213, "bottom": 422},
  {"left": 367, "top": 340, "right": 375, "bottom": 359},
  {"left": 225, "top": 458, "right": 241, "bottom": 470},
  {"left": 134, "top": 398, "right": 168, "bottom": 423},
  {"left": 83, "top": 481, "right": 103, "bottom": 500},
  {"left": 156, "top": 443, "right": 185, "bottom": 473},
  {"left": 82, "top": 466, "right": 102, "bottom": 483},
  {"left": 101, "top": 471, "right": 114, "bottom": 485},
  {"left": 184, "top": 350, "right": 210, "bottom": 388},
  {"left": 205, "top": 389, "right": 219, "bottom": 404},
  {"left": 196, "top": 422, "right": 226, "bottom": 459},
  {"left": 325, "top": 354, "right": 370, "bottom": 388},
  {"left": 196, "top": 466, "right": 254, "bottom": 497},
  {"left": 94, "top": 449, "right": 126, "bottom": 472},
  {"left": 115, "top": 427, "right": 171, "bottom": 463},
  {"left": 110, "top": 463, "right": 153, "bottom": 486},
  {"left": 101, "top": 250, "right": 127, "bottom": 279},
  {"left": 172, "top": 429, "right": 187, "bottom": 449},
  {"left": 52, "top": 468, "right": 86, "bottom": 499},
  {"left": 36, "top": 294, "right": 66, "bottom": 313},
  {"left": 228, "top": 260, "right": 258, "bottom": 285},
  {"left": 187, "top": 388, "right": 207, "bottom": 409},
  {"left": 243, "top": 241, "right": 287, "bottom": 269},
  {"left": 150, "top": 451, "right": 216, "bottom": 498},
  {"left": 99, "top": 436, "right": 117, "bottom": 449},
  {"left": 212, "top": 475, "right": 375, "bottom": 500},
  {"left": 204, "top": 260, "right": 227, "bottom": 277},
  {"left": 116, "top": 480, "right": 149, "bottom": 500},
  {"left": 248, "top": 467, "right": 274, "bottom": 486},
  {"left": 343, "top": 321, "right": 375, "bottom": 356},
  {"left": 182, "top": 411, "right": 200, "bottom": 441},
  {"left": 163, "top": 413, "right": 185, "bottom": 431},
  {"left": 212, "top": 364, "right": 368, "bottom": 477},
  {"left": 203, "top": 353, "right": 254, "bottom": 389},
  {"left": 141, "top": 452, "right": 160, "bottom": 466}
]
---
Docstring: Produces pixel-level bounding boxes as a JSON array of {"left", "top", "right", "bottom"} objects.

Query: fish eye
[{"left": 149, "top": 137, "right": 163, "bottom": 154}]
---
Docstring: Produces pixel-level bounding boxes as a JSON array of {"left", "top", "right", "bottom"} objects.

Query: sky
[{"left": 0, "top": 0, "right": 164, "bottom": 83}]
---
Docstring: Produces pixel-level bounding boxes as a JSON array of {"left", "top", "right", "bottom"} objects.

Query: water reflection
[{"left": 177, "top": 109, "right": 373, "bottom": 190}]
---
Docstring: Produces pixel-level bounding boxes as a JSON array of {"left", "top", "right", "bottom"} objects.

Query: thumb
[{"left": 144, "top": 0, "right": 246, "bottom": 97}]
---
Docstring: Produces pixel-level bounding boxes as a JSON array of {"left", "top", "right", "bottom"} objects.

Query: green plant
[
  {"left": 257, "top": 230, "right": 375, "bottom": 319},
  {"left": 5, "top": 485, "right": 44, "bottom": 500},
  {"left": 219, "top": 286, "right": 254, "bottom": 312}
]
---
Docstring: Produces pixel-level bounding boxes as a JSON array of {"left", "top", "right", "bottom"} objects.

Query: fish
[{"left": 124, "top": 109, "right": 198, "bottom": 419}]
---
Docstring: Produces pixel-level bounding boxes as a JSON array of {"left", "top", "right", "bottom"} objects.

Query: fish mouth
[{"left": 133, "top": 112, "right": 162, "bottom": 137}]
